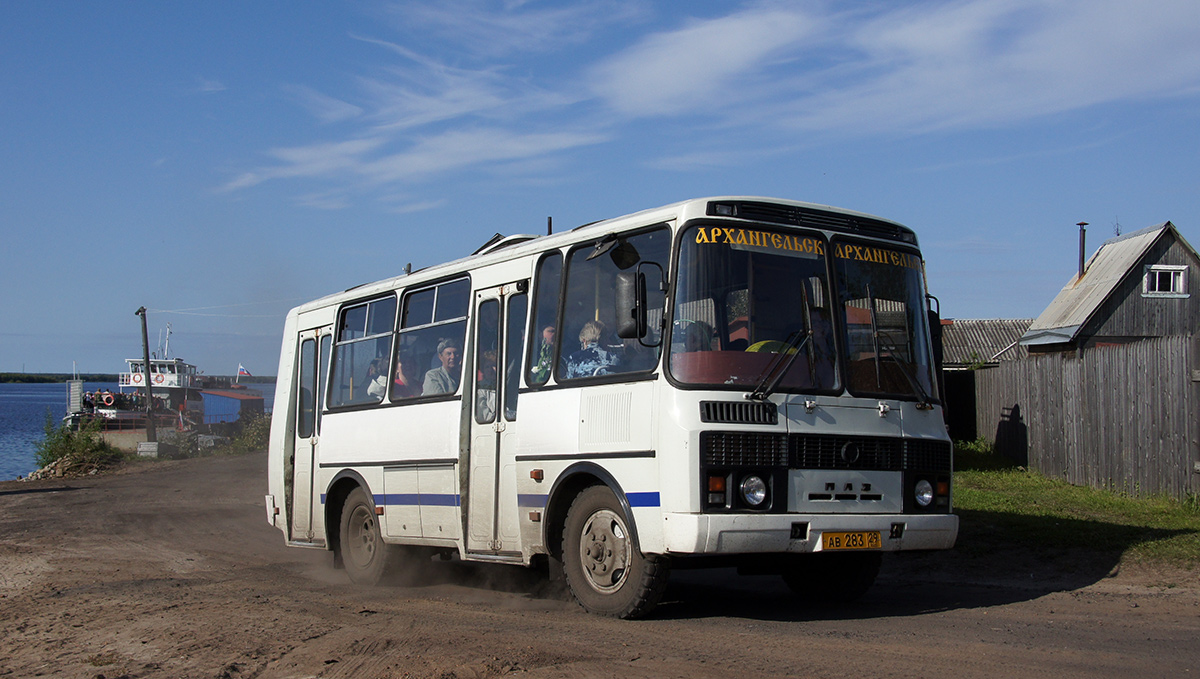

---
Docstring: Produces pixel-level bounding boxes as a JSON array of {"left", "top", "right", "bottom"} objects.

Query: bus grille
[
  {"left": 701, "top": 431, "right": 789, "bottom": 467},
  {"left": 699, "top": 401, "right": 778, "bottom": 424},
  {"left": 792, "top": 434, "right": 902, "bottom": 470},
  {"left": 700, "top": 431, "right": 951, "bottom": 472},
  {"left": 903, "top": 438, "right": 954, "bottom": 471}
]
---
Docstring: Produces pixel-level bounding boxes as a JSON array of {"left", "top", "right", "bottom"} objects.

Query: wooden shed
[{"left": 939, "top": 318, "right": 1033, "bottom": 441}]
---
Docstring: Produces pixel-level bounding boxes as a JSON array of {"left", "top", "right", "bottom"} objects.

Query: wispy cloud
[
  {"left": 283, "top": 85, "right": 364, "bottom": 123},
  {"left": 378, "top": 0, "right": 650, "bottom": 57},
  {"left": 589, "top": 6, "right": 820, "bottom": 117},
  {"left": 360, "top": 127, "right": 608, "bottom": 183},
  {"left": 220, "top": 137, "right": 387, "bottom": 191},
  {"left": 590, "top": 0, "right": 1200, "bottom": 134},
  {"left": 224, "top": 0, "right": 1200, "bottom": 202}
]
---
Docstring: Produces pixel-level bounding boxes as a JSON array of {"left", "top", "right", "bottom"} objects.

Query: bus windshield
[
  {"left": 668, "top": 224, "right": 936, "bottom": 402},
  {"left": 668, "top": 224, "right": 838, "bottom": 393},
  {"left": 832, "top": 239, "right": 936, "bottom": 401}
]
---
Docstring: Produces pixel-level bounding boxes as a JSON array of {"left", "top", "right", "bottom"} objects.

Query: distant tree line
[{"left": 0, "top": 373, "right": 120, "bottom": 384}]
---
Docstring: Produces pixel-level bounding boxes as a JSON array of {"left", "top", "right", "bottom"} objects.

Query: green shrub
[
  {"left": 215, "top": 413, "right": 272, "bottom": 455},
  {"left": 953, "top": 437, "right": 1018, "bottom": 471},
  {"left": 34, "top": 411, "right": 126, "bottom": 474}
]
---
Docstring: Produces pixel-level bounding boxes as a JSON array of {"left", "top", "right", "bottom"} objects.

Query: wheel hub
[{"left": 578, "top": 509, "right": 631, "bottom": 592}]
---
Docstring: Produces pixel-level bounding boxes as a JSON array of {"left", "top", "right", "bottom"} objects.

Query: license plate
[{"left": 821, "top": 530, "right": 881, "bottom": 551}]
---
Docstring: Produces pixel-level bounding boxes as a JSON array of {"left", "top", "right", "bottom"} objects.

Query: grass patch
[
  {"left": 33, "top": 411, "right": 127, "bottom": 476},
  {"left": 954, "top": 462, "right": 1200, "bottom": 568}
]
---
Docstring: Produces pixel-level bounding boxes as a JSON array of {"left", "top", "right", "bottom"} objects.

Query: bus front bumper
[{"left": 660, "top": 512, "right": 959, "bottom": 555}]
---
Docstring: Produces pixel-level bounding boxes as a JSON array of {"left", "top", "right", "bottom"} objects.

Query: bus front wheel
[
  {"left": 339, "top": 487, "right": 397, "bottom": 586},
  {"left": 561, "top": 486, "right": 669, "bottom": 619}
]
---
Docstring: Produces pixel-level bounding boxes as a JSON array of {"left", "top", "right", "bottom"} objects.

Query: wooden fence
[{"left": 973, "top": 335, "right": 1200, "bottom": 499}]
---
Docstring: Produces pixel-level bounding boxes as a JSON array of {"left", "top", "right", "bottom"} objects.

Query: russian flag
[{"left": 237, "top": 364, "right": 252, "bottom": 377}]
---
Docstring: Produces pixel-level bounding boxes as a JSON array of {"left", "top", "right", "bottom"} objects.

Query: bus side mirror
[{"left": 615, "top": 271, "right": 646, "bottom": 339}]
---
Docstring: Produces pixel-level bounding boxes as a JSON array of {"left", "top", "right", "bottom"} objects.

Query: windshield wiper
[
  {"left": 747, "top": 287, "right": 813, "bottom": 401},
  {"left": 864, "top": 284, "right": 933, "bottom": 408},
  {"left": 867, "top": 284, "right": 883, "bottom": 390},
  {"left": 878, "top": 351, "right": 934, "bottom": 409}
]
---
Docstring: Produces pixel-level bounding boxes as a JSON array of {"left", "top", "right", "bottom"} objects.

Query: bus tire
[
  {"left": 561, "top": 485, "right": 669, "bottom": 619},
  {"left": 338, "top": 487, "right": 396, "bottom": 586},
  {"left": 781, "top": 552, "right": 881, "bottom": 603}
]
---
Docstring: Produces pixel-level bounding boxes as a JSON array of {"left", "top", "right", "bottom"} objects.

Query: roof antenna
[
  {"left": 1113, "top": 216, "right": 1121, "bottom": 237},
  {"left": 547, "top": 216, "right": 553, "bottom": 235}
]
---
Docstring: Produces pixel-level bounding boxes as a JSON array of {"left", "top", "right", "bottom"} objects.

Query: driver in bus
[
  {"left": 423, "top": 338, "right": 462, "bottom": 395},
  {"left": 564, "top": 320, "right": 620, "bottom": 378}
]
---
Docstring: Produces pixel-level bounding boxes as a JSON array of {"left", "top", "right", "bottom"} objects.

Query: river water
[{"left": 0, "top": 381, "right": 275, "bottom": 481}]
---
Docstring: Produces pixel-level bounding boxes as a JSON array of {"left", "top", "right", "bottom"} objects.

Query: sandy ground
[{"left": 1, "top": 452, "right": 1197, "bottom": 679}]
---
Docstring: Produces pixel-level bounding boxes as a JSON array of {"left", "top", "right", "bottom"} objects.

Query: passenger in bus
[
  {"left": 477, "top": 349, "right": 498, "bottom": 388},
  {"left": 392, "top": 352, "right": 423, "bottom": 399},
  {"left": 366, "top": 357, "right": 389, "bottom": 399},
  {"left": 423, "top": 338, "right": 462, "bottom": 395},
  {"left": 564, "top": 320, "right": 620, "bottom": 378},
  {"left": 682, "top": 320, "right": 713, "bottom": 352},
  {"left": 531, "top": 325, "right": 555, "bottom": 382}
]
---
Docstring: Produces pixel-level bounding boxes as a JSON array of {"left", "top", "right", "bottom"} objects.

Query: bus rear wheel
[
  {"left": 561, "top": 486, "right": 669, "bottom": 619},
  {"left": 339, "top": 487, "right": 397, "bottom": 586},
  {"left": 781, "top": 552, "right": 881, "bottom": 603}
]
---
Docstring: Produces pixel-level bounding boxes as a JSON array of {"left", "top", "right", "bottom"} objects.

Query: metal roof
[
  {"left": 199, "top": 390, "right": 264, "bottom": 401},
  {"left": 1020, "top": 222, "right": 1182, "bottom": 346},
  {"left": 940, "top": 318, "right": 1033, "bottom": 365}
]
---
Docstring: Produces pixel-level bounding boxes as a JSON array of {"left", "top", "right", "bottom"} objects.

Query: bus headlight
[
  {"left": 914, "top": 479, "right": 934, "bottom": 507},
  {"left": 740, "top": 475, "right": 768, "bottom": 507}
]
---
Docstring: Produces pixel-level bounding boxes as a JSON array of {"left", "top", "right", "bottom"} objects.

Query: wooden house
[{"left": 1019, "top": 222, "right": 1200, "bottom": 352}]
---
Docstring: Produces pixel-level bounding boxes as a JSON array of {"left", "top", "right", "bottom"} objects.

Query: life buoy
[
  {"left": 132, "top": 373, "right": 142, "bottom": 384},
  {"left": 102, "top": 394, "right": 114, "bottom": 406},
  {"left": 155, "top": 374, "right": 165, "bottom": 384}
]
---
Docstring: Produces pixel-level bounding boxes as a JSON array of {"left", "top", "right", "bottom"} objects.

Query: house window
[{"left": 1142, "top": 265, "right": 1188, "bottom": 298}]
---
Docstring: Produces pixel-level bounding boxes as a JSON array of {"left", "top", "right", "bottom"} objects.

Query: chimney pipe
[{"left": 1077, "top": 222, "right": 1088, "bottom": 280}]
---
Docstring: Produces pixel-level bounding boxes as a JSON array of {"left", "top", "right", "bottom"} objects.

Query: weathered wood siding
[
  {"left": 975, "top": 336, "right": 1200, "bottom": 499},
  {"left": 1083, "top": 237, "right": 1200, "bottom": 342}
]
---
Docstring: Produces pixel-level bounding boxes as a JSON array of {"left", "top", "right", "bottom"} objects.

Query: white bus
[{"left": 266, "top": 196, "right": 957, "bottom": 618}]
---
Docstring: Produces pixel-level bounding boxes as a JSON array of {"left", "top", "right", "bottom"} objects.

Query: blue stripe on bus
[
  {"left": 375, "top": 493, "right": 461, "bottom": 507},
  {"left": 627, "top": 492, "right": 660, "bottom": 507},
  {"left": 322, "top": 491, "right": 657, "bottom": 508},
  {"left": 517, "top": 494, "right": 547, "bottom": 508},
  {"left": 518, "top": 492, "right": 660, "bottom": 508}
]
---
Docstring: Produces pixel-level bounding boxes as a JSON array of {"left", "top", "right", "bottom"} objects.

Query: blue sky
[{"left": 3, "top": 0, "right": 1199, "bottom": 375}]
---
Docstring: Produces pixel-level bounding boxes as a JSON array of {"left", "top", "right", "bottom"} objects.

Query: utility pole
[{"left": 135, "top": 307, "right": 157, "bottom": 444}]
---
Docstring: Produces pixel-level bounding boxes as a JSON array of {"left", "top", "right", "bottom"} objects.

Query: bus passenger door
[
  {"left": 466, "top": 283, "right": 528, "bottom": 556},
  {"left": 290, "top": 327, "right": 331, "bottom": 543}
]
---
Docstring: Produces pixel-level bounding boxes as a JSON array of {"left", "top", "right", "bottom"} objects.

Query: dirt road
[{"left": 1, "top": 453, "right": 1197, "bottom": 679}]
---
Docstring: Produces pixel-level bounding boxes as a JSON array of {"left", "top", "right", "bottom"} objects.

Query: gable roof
[
  {"left": 1020, "top": 222, "right": 1195, "bottom": 346},
  {"left": 941, "top": 318, "right": 1033, "bottom": 365}
]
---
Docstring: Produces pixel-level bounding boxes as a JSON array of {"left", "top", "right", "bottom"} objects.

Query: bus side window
[
  {"left": 392, "top": 277, "right": 470, "bottom": 401},
  {"left": 329, "top": 296, "right": 397, "bottom": 408},
  {"left": 559, "top": 227, "right": 670, "bottom": 381},
  {"left": 297, "top": 338, "right": 316, "bottom": 438},
  {"left": 526, "top": 253, "right": 562, "bottom": 387}
]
